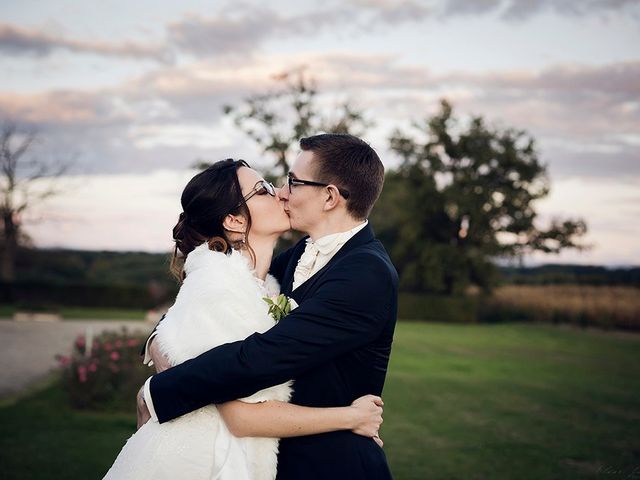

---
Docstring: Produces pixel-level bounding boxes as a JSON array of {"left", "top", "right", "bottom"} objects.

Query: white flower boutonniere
[{"left": 263, "top": 294, "right": 298, "bottom": 322}]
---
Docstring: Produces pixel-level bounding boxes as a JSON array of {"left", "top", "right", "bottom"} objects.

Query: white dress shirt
[{"left": 292, "top": 221, "right": 368, "bottom": 290}]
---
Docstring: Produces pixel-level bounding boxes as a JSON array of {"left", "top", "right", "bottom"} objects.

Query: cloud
[
  {"left": 347, "top": 0, "right": 432, "bottom": 23},
  {"left": 0, "top": 4, "right": 429, "bottom": 63},
  {"left": 501, "top": 0, "right": 640, "bottom": 20},
  {"left": 442, "top": 61, "right": 640, "bottom": 141},
  {"left": 442, "top": 0, "right": 503, "bottom": 16},
  {"left": 1, "top": 1, "right": 637, "bottom": 66},
  {"left": 440, "top": 0, "right": 640, "bottom": 20},
  {"left": 0, "top": 53, "right": 637, "bottom": 180},
  {"left": 0, "top": 22, "right": 173, "bottom": 63},
  {"left": 465, "top": 61, "right": 640, "bottom": 99},
  {"left": 167, "top": 3, "right": 429, "bottom": 58},
  {"left": 167, "top": 9, "right": 279, "bottom": 57}
]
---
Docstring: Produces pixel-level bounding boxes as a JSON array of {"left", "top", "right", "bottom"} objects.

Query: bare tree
[
  {"left": 0, "top": 122, "right": 72, "bottom": 283},
  {"left": 221, "top": 67, "right": 372, "bottom": 180}
]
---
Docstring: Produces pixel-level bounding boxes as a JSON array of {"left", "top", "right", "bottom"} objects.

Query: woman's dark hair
[{"left": 170, "top": 159, "right": 253, "bottom": 281}]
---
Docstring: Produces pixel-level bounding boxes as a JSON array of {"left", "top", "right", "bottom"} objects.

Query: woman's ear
[
  {"left": 323, "top": 185, "right": 341, "bottom": 211},
  {"left": 222, "top": 213, "right": 247, "bottom": 233}
]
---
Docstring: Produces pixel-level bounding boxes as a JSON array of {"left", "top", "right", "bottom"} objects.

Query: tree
[
  {"left": 0, "top": 122, "right": 71, "bottom": 284},
  {"left": 221, "top": 67, "right": 372, "bottom": 180},
  {"left": 371, "top": 100, "right": 587, "bottom": 294}
]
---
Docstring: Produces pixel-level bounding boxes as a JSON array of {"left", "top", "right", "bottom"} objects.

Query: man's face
[{"left": 278, "top": 150, "right": 326, "bottom": 234}]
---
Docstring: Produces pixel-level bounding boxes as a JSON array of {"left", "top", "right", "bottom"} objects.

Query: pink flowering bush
[{"left": 56, "top": 328, "right": 150, "bottom": 410}]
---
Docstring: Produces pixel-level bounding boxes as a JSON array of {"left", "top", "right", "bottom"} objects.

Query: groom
[{"left": 141, "top": 133, "right": 398, "bottom": 479}]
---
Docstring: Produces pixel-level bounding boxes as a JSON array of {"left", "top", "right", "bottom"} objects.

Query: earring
[{"left": 233, "top": 233, "right": 246, "bottom": 250}]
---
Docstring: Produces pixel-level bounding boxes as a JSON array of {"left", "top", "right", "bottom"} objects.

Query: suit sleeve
[
  {"left": 139, "top": 313, "right": 166, "bottom": 360},
  {"left": 148, "top": 253, "right": 396, "bottom": 423}
]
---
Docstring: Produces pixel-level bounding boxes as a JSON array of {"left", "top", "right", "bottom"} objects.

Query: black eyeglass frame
[{"left": 287, "top": 173, "right": 350, "bottom": 199}]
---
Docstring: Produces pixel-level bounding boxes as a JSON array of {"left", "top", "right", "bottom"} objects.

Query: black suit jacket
[{"left": 148, "top": 224, "right": 398, "bottom": 480}]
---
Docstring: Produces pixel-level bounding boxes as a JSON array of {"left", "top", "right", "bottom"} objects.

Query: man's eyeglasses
[
  {"left": 242, "top": 180, "right": 276, "bottom": 204},
  {"left": 287, "top": 173, "right": 350, "bottom": 199}
]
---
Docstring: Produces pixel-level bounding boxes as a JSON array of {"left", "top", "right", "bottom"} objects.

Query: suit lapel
[
  {"left": 282, "top": 240, "right": 307, "bottom": 296},
  {"left": 289, "top": 224, "right": 375, "bottom": 302}
]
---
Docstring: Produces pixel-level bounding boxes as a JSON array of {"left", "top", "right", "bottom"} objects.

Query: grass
[
  {"left": 1, "top": 322, "right": 639, "bottom": 479},
  {"left": 0, "top": 305, "right": 146, "bottom": 320},
  {"left": 383, "top": 322, "right": 640, "bottom": 479},
  {"left": 0, "top": 304, "right": 16, "bottom": 318},
  {"left": 0, "top": 381, "right": 136, "bottom": 479},
  {"left": 57, "top": 307, "right": 146, "bottom": 320}
]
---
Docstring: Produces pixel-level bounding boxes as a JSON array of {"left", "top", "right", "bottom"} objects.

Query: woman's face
[{"left": 236, "top": 166, "right": 291, "bottom": 238}]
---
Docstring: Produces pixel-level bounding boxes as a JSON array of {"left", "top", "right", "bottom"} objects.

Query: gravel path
[{"left": 0, "top": 319, "right": 153, "bottom": 399}]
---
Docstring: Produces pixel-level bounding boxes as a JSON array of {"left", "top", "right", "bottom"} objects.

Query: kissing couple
[{"left": 104, "top": 133, "right": 399, "bottom": 480}]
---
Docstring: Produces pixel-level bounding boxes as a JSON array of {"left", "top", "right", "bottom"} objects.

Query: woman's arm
[{"left": 217, "top": 394, "right": 384, "bottom": 446}]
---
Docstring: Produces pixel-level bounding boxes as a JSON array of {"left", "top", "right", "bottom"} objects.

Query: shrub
[{"left": 56, "top": 328, "right": 151, "bottom": 411}]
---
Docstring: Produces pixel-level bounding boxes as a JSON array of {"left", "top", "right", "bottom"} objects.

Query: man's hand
[
  {"left": 136, "top": 386, "right": 151, "bottom": 430},
  {"left": 149, "top": 337, "right": 171, "bottom": 373}
]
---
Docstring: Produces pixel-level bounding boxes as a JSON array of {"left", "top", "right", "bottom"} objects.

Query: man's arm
[
  {"left": 148, "top": 253, "right": 396, "bottom": 423},
  {"left": 140, "top": 313, "right": 166, "bottom": 363}
]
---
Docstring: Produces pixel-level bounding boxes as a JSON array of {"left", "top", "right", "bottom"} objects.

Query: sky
[{"left": 1, "top": 0, "right": 639, "bottom": 266}]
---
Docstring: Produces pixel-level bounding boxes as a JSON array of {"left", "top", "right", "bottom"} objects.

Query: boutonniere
[{"left": 263, "top": 294, "right": 298, "bottom": 322}]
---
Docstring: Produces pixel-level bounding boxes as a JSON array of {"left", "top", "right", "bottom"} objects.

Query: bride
[{"left": 103, "top": 159, "right": 384, "bottom": 480}]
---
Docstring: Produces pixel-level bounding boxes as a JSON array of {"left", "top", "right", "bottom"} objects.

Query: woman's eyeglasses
[
  {"left": 242, "top": 180, "right": 276, "bottom": 203},
  {"left": 287, "top": 173, "right": 350, "bottom": 199}
]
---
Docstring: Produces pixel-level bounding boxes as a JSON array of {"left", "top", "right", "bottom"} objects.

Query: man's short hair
[{"left": 300, "top": 133, "right": 384, "bottom": 219}]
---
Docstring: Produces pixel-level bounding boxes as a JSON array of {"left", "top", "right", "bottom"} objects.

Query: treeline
[
  {"left": 500, "top": 264, "right": 640, "bottom": 286},
  {"left": 1, "top": 247, "right": 178, "bottom": 309},
  {"left": 10, "top": 248, "right": 639, "bottom": 289},
  {"left": 13, "top": 247, "right": 174, "bottom": 286},
  {"left": 2, "top": 247, "right": 638, "bottom": 310}
]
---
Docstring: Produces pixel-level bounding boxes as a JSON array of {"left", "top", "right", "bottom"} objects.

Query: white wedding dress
[{"left": 103, "top": 244, "right": 293, "bottom": 480}]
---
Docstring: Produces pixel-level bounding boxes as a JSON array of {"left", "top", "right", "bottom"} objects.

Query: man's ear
[
  {"left": 222, "top": 213, "right": 247, "bottom": 233},
  {"left": 323, "top": 186, "right": 341, "bottom": 212}
]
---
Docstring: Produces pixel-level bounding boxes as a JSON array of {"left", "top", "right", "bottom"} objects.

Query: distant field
[
  {"left": 486, "top": 285, "right": 640, "bottom": 330},
  {"left": 397, "top": 285, "right": 640, "bottom": 330},
  {"left": 1, "top": 322, "right": 638, "bottom": 479}
]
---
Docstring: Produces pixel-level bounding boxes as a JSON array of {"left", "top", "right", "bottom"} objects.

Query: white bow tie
[{"left": 292, "top": 241, "right": 320, "bottom": 290}]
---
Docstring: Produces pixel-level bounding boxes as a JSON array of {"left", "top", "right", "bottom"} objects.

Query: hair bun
[
  {"left": 173, "top": 213, "right": 188, "bottom": 242},
  {"left": 207, "top": 236, "right": 229, "bottom": 253}
]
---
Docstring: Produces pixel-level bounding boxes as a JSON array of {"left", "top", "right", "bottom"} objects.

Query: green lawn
[
  {"left": 0, "top": 305, "right": 146, "bottom": 320},
  {"left": 57, "top": 307, "right": 146, "bottom": 320},
  {"left": 1, "top": 322, "right": 639, "bottom": 479},
  {"left": 383, "top": 323, "right": 640, "bottom": 479}
]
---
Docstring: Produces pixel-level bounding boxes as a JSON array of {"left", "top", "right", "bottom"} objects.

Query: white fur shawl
[{"left": 156, "top": 242, "right": 292, "bottom": 403}]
